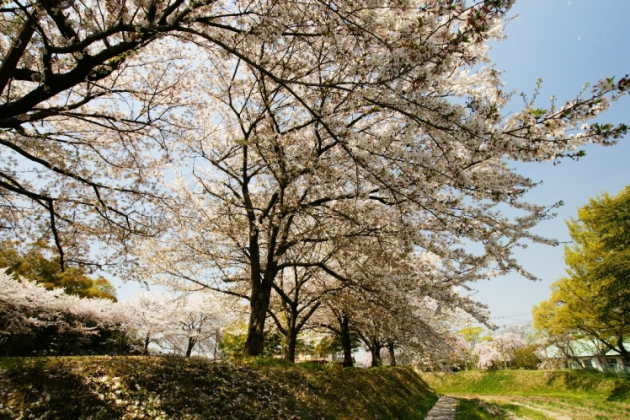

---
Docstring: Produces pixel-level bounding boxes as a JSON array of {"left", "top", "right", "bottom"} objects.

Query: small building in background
[{"left": 542, "top": 339, "right": 629, "bottom": 373}]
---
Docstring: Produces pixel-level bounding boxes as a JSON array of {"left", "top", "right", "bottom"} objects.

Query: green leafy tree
[
  {"left": 513, "top": 345, "right": 541, "bottom": 370},
  {"left": 0, "top": 242, "right": 117, "bottom": 301},
  {"left": 534, "top": 187, "right": 630, "bottom": 357}
]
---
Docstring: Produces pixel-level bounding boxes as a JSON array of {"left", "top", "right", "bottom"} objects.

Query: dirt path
[{"left": 425, "top": 396, "right": 457, "bottom": 419}]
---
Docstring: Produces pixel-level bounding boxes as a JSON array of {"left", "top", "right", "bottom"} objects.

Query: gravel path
[{"left": 425, "top": 396, "right": 457, "bottom": 420}]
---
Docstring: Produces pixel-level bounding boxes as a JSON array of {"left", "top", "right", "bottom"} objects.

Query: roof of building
[{"left": 544, "top": 339, "right": 630, "bottom": 359}]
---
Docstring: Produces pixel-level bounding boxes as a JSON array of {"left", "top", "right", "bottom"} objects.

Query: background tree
[
  {"left": 473, "top": 332, "right": 526, "bottom": 370},
  {"left": 123, "top": 292, "right": 174, "bottom": 355},
  {"left": 0, "top": 241, "right": 116, "bottom": 300},
  {"left": 456, "top": 326, "right": 491, "bottom": 370},
  {"left": 164, "top": 293, "right": 225, "bottom": 358},
  {"left": 533, "top": 186, "right": 630, "bottom": 357},
  {"left": 0, "top": 273, "right": 128, "bottom": 356}
]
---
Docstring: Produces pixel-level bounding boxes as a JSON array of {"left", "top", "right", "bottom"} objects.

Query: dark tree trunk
[
  {"left": 370, "top": 342, "right": 382, "bottom": 367},
  {"left": 387, "top": 340, "right": 396, "bottom": 366},
  {"left": 244, "top": 280, "right": 273, "bottom": 356},
  {"left": 118, "top": 330, "right": 127, "bottom": 355},
  {"left": 284, "top": 330, "right": 298, "bottom": 363},
  {"left": 340, "top": 314, "right": 354, "bottom": 368},
  {"left": 143, "top": 333, "right": 151, "bottom": 355},
  {"left": 4, "top": 334, "right": 13, "bottom": 357},
  {"left": 185, "top": 337, "right": 196, "bottom": 358},
  {"left": 617, "top": 334, "right": 629, "bottom": 357}
]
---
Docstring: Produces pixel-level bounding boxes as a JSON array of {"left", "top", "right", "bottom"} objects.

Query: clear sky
[
  {"left": 469, "top": 0, "right": 630, "bottom": 327},
  {"left": 114, "top": 1, "right": 630, "bottom": 329}
]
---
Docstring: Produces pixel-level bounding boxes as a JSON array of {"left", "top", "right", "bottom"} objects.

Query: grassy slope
[
  {"left": 0, "top": 357, "right": 437, "bottom": 420},
  {"left": 422, "top": 370, "right": 630, "bottom": 402},
  {"left": 423, "top": 370, "right": 630, "bottom": 420}
]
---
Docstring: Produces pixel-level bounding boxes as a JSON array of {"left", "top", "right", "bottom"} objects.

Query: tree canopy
[
  {"left": 0, "top": 241, "right": 117, "bottom": 301},
  {"left": 2, "top": 0, "right": 629, "bottom": 358},
  {"left": 533, "top": 186, "right": 630, "bottom": 357}
]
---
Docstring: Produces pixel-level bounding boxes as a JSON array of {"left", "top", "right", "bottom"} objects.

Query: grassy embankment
[
  {"left": 423, "top": 370, "right": 630, "bottom": 420},
  {"left": 0, "top": 356, "right": 437, "bottom": 419}
]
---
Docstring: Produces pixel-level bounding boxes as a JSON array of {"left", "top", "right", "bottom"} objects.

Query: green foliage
[
  {"left": 0, "top": 357, "right": 438, "bottom": 419},
  {"left": 460, "top": 327, "right": 491, "bottom": 347},
  {"left": 219, "top": 322, "right": 283, "bottom": 359},
  {"left": 493, "top": 402, "right": 548, "bottom": 420},
  {"left": 218, "top": 321, "right": 248, "bottom": 359},
  {"left": 0, "top": 241, "right": 117, "bottom": 301},
  {"left": 313, "top": 335, "right": 360, "bottom": 356},
  {"left": 533, "top": 187, "right": 630, "bottom": 353},
  {"left": 513, "top": 345, "right": 541, "bottom": 370}
]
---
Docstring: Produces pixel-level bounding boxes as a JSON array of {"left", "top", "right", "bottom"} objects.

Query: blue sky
[
  {"left": 115, "top": 1, "right": 630, "bottom": 330},
  {"left": 470, "top": 0, "right": 630, "bottom": 327}
]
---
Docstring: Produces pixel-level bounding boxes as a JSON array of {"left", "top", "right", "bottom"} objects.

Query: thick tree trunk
[
  {"left": 4, "top": 334, "right": 13, "bottom": 357},
  {"left": 283, "top": 330, "right": 298, "bottom": 363},
  {"left": 340, "top": 314, "right": 354, "bottom": 368},
  {"left": 244, "top": 281, "right": 273, "bottom": 356},
  {"left": 370, "top": 343, "right": 382, "bottom": 367},
  {"left": 387, "top": 340, "right": 396, "bottom": 366},
  {"left": 185, "top": 337, "right": 196, "bottom": 358}
]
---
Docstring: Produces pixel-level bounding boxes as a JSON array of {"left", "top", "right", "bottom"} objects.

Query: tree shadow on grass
[
  {"left": 0, "top": 358, "right": 124, "bottom": 419},
  {"left": 606, "top": 381, "right": 630, "bottom": 402}
]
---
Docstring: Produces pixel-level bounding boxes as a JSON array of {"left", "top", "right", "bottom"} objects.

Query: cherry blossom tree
[
  {"left": 122, "top": 291, "right": 175, "bottom": 355},
  {"left": 130, "top": 0, "right": 628, "bottom": 358},
  {"left": 309, "top": 242, "right": 484, "bottom": 367},
  {"left": 267, "top": 265, "right": 339, "bottom": 362},
  {"left": 473, "top": 332, "right": 526, "bottom": 369},
  {"left": 164, "top": 293, "right": 226, "bottom": 358},
  {"left": 0, "top": 272, "right": 125, "bottom": 355},
  {"left": 123, "top": 291, "right": 227, "bottom": 357},
  {"left": 0, "top": 0, "right": 227, "bottom": 269}
]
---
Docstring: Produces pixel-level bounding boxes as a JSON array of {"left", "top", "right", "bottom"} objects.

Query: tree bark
[
  {"left": 244, "top": 280, "right": 273, "bottom": 356},
  {"left": 143, "top": 333, "right": 151, "bottom": 355},
  {"left": 617, "top": 334, "right": 629, "bottom": 357},
  {"left": 283, "top": 330, "right": 298, "bottom": 363},
  {"left": 340, "top": 314, "right": 354, "bottom": 367},
  {"left": 370, "top": 342, "right": 382, "bottom": 367},
  {"left": 185, "top": 337, "right": 196, "bottom": 358},
  {"left": 4, "top": 334, "right": 13, "bottom": 357},
  {"left": 387, "top": 340, "right": 396, "bottom": 366},
  {"left": 0, "top": 12, "right": 36, "bottom": 95}
]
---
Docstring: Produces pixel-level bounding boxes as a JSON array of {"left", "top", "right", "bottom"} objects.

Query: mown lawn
[
  {"left": 0, "top": 356, "right": 437, "bottom": 419},
  {"left": 423, "top": 370, "right": 630, "bottom": 420}
]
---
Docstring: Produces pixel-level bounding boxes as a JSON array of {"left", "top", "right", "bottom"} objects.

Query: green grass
[
  {"left": 424, "top": 370, "right": 630, "bottom": 420},
  {"left": 0, "top": 356, "right": 437, "bottom": 419},
  {"left": 455, "top": 398, "right": 510, "bottom": 420},
  {"left": 497, "top": 402, "right": 551, "bottom": 419},
  {"left": 421, "top": 369, "right": 630, "bottom": 402}
]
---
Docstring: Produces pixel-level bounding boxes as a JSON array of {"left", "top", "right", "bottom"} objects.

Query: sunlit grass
[
  {"left": 421, "top": 370, "right": 630, "bottom": 402},
  {"left": 455, "top": 398, "right": 510, "bottom": 420},
  {"left": 424, "top": 370, "right": 630, "bottom": 420}
]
